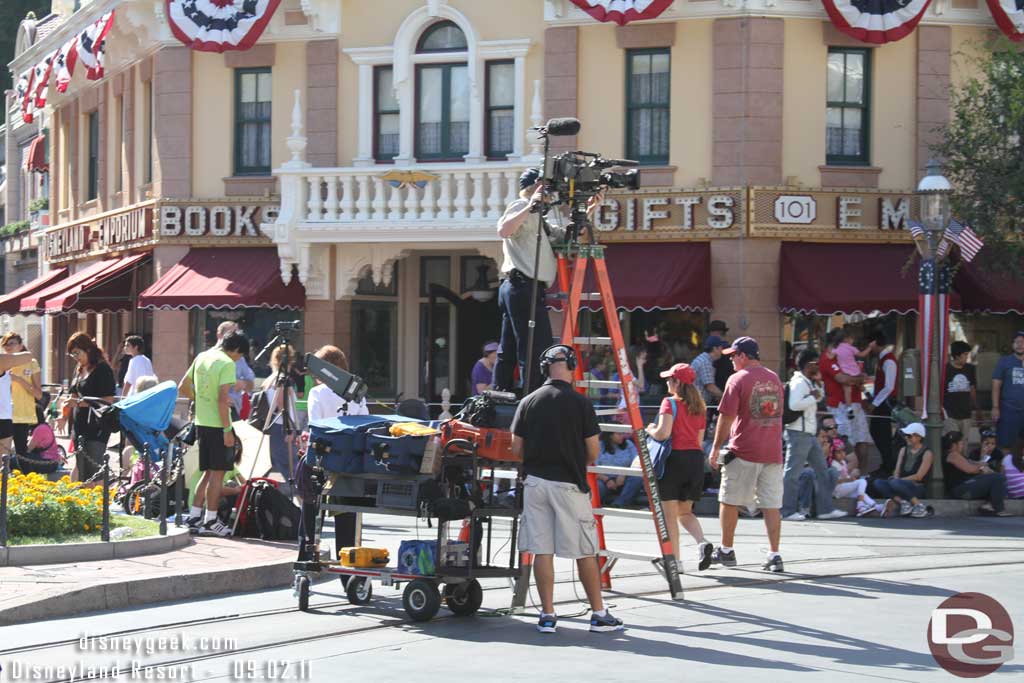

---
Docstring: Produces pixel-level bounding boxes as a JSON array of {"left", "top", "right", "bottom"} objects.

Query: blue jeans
[
  {"left": 493, "top": 277, "right": 553, "bottom": 394},
  {"left": 782, "top": 430, "right": 835, "bottom": 516},
  {"left": 951, "top": 473, "right": 1007, "bottom": 512},
  {"left": 598, "top": 476, "right": 645, "bottom": 506},
  {"left": 796, "top": 469, "right": 815, "bottom": 512},
  {"left": 995, "top": 408, "right": 1024, "bottom": 450},
  {"left": 873, "top": 478, "right": 926, "bottom": 501}
]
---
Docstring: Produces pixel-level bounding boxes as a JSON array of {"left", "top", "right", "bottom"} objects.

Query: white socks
[
  {"left": 205, "top": 510, "right": 218, "bottom": 523},
  {"left": 190, "top": 506, "right": 203, "bottom": 519}
]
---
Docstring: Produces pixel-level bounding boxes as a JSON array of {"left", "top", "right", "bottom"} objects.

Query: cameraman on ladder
[
  {"left": 511, "top": 344, "right": 624, "bottom": 634},
  {"left": 494, "top": 168, "right": 602, "bottom": 395}
]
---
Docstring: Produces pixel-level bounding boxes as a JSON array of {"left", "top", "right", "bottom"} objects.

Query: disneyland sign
[
  {"left": 159, "top": 204, "right": 279, "bottom": 238},
  {"left": 46, "top": 224, "right": 89, "bottom": 260}
]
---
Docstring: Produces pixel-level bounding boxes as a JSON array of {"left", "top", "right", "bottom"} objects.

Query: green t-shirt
[{"left": 188, "top": 348, "right": 237, "bottom": 427}]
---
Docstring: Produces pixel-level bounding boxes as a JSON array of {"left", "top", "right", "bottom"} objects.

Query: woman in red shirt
[{"left": 645, "top": 363, "right": 713, "bottom": 571}]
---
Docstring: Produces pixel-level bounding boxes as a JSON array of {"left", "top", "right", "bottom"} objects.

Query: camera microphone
[
  {"left": 545, "top": 117, "right": 581, "bottom": 136},
  {"left": 602, "top": 158, "right": 640, "bottom": 167}
]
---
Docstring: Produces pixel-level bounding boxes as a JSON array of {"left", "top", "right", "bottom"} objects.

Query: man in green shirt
[{"left": 179, "top": 332, "right": 250, "bottom": 536}]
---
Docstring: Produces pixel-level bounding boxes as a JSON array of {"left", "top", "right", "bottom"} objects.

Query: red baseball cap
[{"left": 659, "top": 363, "right": 696, "bottom": 384}]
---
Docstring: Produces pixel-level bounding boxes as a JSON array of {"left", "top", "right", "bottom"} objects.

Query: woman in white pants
[{"left": 830, "top": 438, "right": 877, "bottom": 516}]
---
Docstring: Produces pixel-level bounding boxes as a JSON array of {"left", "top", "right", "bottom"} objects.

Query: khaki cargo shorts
[
  {"left": 719, "top": 458, "right": 783, "bottom": 509},
  {"left": 519, "top": 475, "right": 598, "bottom": 559}
]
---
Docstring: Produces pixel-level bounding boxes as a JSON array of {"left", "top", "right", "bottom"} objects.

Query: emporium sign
[
  {"left": 750, "top": 188, "right": 918, "bottom": 240},
  {"left": 44, "top": 201, "right": 279, "bottom": 263},
  {"left": 592, "top": 189, "right": 744, "bottom": 240}
]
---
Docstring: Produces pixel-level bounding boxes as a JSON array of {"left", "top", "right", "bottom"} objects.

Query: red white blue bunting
[
  {"left": 986, "top": 0, "right": 1024, "bottom": 41},
  {"left": 568, "top": 0, "right": 675, "bottom": 26},
  {"left": 76, "top": 10, "right": 115, "bottom": 81},
  {"left": 165, "top": 0, "right": 282, "bottom": 53},
  {"left": 821, "top": 0, "right": 933, "bottom": 44},
  {"left": 54, "top": 37, "right": 78, "bottom": 94}
]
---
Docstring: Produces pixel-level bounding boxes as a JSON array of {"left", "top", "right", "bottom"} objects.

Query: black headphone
[{"left": 539, "top": 344, "right": 578, "bottom": 377}]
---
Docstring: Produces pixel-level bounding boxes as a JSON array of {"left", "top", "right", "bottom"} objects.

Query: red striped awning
[
  {"left": 137, "top": 247, "right": 304, "bottom": 310},
  {"left": 778, "top": 242, "right": 960, "bottom": 315},
  {"left": 20, "top": 259, "right": 118, "bottom": 313},
  {"left": 0, "top": 268, "right": 67, "bottom": 315},
  {"left": 24, "top": 135, "right": 48, "bottom": 173},
  {"left": 43, "top": 253, "right": 150, "bottom": 314},
  {"left": 954, "top": 259, "right": 1024, "bottom": 314},
  {"left": 551, "top": 242, "right": 712, "bottom": 312}
]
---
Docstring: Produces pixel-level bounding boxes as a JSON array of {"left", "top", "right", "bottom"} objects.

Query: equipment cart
[{"left": 293, "top": 437, "right": 523, "bottom": 622}]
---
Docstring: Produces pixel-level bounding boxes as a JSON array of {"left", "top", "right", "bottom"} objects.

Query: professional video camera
[
  {"left": 541, "top": 150, "right": 640, "bottom": 243},
  {"left": 274, "top": 319, "right": 302, "bottom": 333}
]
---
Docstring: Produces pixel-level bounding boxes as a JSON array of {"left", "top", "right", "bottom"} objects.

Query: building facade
[{"left": 5, "top": 0, "right": 1022, "bottom": 408}]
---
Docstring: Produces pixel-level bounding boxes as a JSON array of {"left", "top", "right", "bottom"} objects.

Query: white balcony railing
[{"left": 282, "top": 161, "right": 530, "bottom": 225}]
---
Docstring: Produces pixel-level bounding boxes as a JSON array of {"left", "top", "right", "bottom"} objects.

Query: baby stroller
[{"left": 92, "top": 382, "right": 193, "bottom": 516}]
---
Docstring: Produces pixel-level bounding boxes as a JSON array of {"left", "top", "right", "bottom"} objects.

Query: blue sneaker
[
  {"left": 536, "top": 613, "right": 557, "bottom": 633},
  {"left": 590, "top": 610, "right": 625, "bottom": 633}
]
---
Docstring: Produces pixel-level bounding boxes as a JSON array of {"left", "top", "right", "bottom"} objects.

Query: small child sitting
[{"left": 15, "top": 407, "right": 62, "bottom": 474}]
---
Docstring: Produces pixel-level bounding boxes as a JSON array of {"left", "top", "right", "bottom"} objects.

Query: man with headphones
[
  {"left": 511, "top": 343, "right": 625, "bottom": 634},
  {"left": 495, "top": 168, "right": 603, "bottom": 394}
]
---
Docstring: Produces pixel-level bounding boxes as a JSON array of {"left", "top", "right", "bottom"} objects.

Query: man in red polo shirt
[{"left": 820, "top": 329, "right": 873, "bottom": 469}]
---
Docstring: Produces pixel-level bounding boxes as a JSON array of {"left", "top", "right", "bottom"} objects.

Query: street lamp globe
[{"left": 917, "top": 160, "right": 952, "bottom": 238}]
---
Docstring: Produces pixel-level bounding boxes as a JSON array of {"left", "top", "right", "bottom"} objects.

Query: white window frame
[{"left": 344, "top": 5, "right": 530, "bottom": 167}]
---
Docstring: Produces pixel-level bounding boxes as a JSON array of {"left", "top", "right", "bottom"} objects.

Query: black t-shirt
[
  {"left": 943, "top": 363, "right": 976, "bottom": 420},
  {"left": 511, "top": 378, "right": 601, "bottom": 493},
  {"left": 71, "top": 362, "right": 117, "bottom": 440}
]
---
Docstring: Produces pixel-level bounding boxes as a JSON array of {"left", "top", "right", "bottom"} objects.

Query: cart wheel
[
  {"left": 297, "top": 576, "right": 311, "bottom": 612},
  {"left": 122, "top": 482, "right": 145, "bottom": 516},
  {"left": 402, "top": 579, "right": 441, "bottom": 622},
  {"left": 443, "top": 580, "right": 483, "bottom": 616},
  {"left": 345, "top": 576, "right": 373, "bottom": 605}
]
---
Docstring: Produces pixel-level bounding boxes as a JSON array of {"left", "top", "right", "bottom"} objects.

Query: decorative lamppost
[{"left": 914, "top": 160, "right": 953, "bottom": 499}]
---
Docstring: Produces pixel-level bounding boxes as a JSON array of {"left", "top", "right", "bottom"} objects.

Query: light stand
[
  {"left": 522, "top": 127, "right": 552, "bottom": 396},
  {"left": 915, "top": 161, "right": 953, "bottom": 499}
]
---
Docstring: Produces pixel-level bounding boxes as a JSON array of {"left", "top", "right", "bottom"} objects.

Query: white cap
[{"left": 901, "top": 423, "right": 926, "bottom": 438}]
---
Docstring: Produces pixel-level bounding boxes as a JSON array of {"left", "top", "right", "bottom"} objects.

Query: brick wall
[
  {"left": 712, "top": 18, "right": 784, "bottom": 186},
  {"left": 153, "top": 48, "right": 193, "bottom": 198}
]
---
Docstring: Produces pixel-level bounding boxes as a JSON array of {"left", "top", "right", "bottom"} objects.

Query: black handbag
[{"left": 247, "top": 390, "right": 273, "bottom": 433}]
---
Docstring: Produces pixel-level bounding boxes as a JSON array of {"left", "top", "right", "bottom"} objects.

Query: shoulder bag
[{"left": 645, "top": 398, "right": 677, "bottom": 480}]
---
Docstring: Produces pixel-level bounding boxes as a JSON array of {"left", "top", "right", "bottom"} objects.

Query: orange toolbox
[{"left": 440, "top": 420, "right": 519, "bottom": 462}]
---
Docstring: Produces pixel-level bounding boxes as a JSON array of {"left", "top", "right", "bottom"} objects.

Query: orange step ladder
[{"left": 556, "top": 244, "right": 684, "bottom": 600}]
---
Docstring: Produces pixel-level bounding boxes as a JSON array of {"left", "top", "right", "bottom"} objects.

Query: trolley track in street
[{"left": 13, "top": 548, "right": 1024, "bottom": 683}]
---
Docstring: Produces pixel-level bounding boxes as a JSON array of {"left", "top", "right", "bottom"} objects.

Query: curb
[
  {"left": 0, "top": 551, "right": 296, "bottom": 626},
  {"left": 0, "top": 526, "right": 193, "bottom": 567}
]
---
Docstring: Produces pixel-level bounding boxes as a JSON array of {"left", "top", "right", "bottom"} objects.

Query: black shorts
[
  {"left": 0, "top": 419, "right": 12, "bottom": 440},
  {"left": 198, "top": 426, "right": 234, "bottom": 471},
  {"left": 660, "top": 449, "right": 706, "bottom": 502}
]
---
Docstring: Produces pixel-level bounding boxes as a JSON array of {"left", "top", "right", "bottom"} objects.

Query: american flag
[{"left": 944, "top": 220, "right": 984, "bottom": 262}]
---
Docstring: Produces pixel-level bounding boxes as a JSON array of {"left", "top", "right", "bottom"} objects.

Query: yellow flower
[{"left": 83, "top": 524, "right": 90, "bottom": 531}]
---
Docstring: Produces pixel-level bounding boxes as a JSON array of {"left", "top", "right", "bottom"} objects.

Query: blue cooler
[
  {"left": 398, "top": 540, "right": 437, "bottom": 576},
  {"left": 363, "top": 426, "right": 429, "bottom": 474},
  {"left": 308, "top": 415, "right": 392, "bottom": 473}
]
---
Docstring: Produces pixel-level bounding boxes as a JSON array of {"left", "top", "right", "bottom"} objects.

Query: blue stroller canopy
[{"left": 116, "top": 381, "right": 179, "bottom": 461}]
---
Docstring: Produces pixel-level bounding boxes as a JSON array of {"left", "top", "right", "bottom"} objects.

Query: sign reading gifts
[{"left": 592, "top": 189, "right": 744, "bottom": 239}]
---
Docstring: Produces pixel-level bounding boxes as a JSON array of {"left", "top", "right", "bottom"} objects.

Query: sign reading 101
[{"left": 774, "top": 195, "right": 816, "bottom": 224}]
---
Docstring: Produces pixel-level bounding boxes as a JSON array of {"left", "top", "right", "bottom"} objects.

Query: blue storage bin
[
  {"left": 308, "top": 415, "right": 392, "bottom": 473},
  {"left": 398, "top": 540, "right": 436, "bottom": 576},
  {"left": 363, "top": 427, "right": 428, "bottom": 474}
]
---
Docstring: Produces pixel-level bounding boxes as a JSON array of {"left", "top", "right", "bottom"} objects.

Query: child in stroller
[{"left": 12, "top": 405, "right": 65, "bottom": 475}]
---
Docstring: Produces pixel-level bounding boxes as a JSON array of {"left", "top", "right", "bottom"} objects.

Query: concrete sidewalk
[{"left": 0, "top": 534, "right": 298, "bottom": 625}]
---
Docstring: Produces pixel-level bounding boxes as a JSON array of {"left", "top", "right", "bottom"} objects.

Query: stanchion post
[
  {"left": 0, "top": 454, "right": 9, "bottom": 547},
  {"left": 101, "top": 439, "right": 111, "bottom": 543},
  {"left": 174, "top": 450, "right": 184, "bottom": 527},
  {"left": 143, "top": 445, "right": 152, "bottom": 520},
  {"left": 159, "top": 448, "right": 169, "bottom": 536}
]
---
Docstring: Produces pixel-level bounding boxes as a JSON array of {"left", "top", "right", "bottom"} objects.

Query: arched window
[
  {"left": 415, "top": 21, "right": 469, "bottom": 160},
  {"left": 416, "top": 21, "right": 467, "bottom": 53}
]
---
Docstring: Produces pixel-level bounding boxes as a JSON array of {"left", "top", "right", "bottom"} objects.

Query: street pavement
[{"left": 1, "top": 512, "right": 1021, "bottom": 682}]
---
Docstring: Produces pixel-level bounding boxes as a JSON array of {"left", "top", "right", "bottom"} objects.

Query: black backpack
[
  {"left": 248, "top": 480, "right": 301, "bottom": 541},
  {"left": 782, "top": 382, "right": 804, "bottom": 427}
]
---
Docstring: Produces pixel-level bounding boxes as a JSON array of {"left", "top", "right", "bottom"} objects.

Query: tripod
[{"left": 250, "top": 329, "right": 301, "bottom": 491}]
